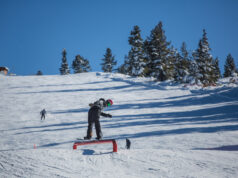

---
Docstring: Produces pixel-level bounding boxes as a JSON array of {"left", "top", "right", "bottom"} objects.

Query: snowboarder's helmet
[
  {"left": 106, "top": 99, "right": 113, "bottom": 107},
  {"left": 99, "top": 98, "right": 105, "bottom": 102},
  {"left": 99, "top": 98, "right": 106, "bottom": 106}
]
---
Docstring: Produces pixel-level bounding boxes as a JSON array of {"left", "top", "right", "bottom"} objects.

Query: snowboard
[{"left": 75, "top": 138, "right": 101, "bottom": 141}]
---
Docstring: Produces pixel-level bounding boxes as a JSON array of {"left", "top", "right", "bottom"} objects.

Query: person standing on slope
[
  {"left": 40, "top": 109, "right": 46, "bottom": 120},
  {"left": 84, "top": 98, "right": 113, "bottom": 140}
]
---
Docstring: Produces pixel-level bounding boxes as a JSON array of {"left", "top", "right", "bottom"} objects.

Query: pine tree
[
  {"left": 36, "top": 70, "right": 43, "bottom": 75},
  {"left": 193, "top": 29, "right": 215, "bottom": 85},
  {"left": 127, "top": 25, "right": 145, "bottom": 77},
  {"left": 117, "top": 63, "right": 127, "bottom": 75},
  {"left": 174, "top": 42, "right": 191, "bottom": 82},
  {"left": 101, "top": 48, "right": 117, "bottom": 73},
  {"left": 224, "top": 54, "right": 237, "bottom": 77},
  {"left": 212, "top": 57, "right": 221, "bottom": 81},
  {"left": 59, "top": 48, "right": 70, "bottom": 75},
  {"left": 117, "top": 55, "right": 131, "bottom": 75},
  {"left": 185, "top": 60, "right": 202, "bottom": 85},
  {"left": 72, "top": 55, "right": 91, "bottom": 73},
  {"left": 143, "top": 40, "right": 151, "bottom": 76},
  {"left": 123, "top": 54, "right": 133, "bottom": 76},
  {"left": 166, "top": 46, "right": 178, "bottom": 80},
  {"left": 145, "top": 21, "right": 171, "bottom": 81}
]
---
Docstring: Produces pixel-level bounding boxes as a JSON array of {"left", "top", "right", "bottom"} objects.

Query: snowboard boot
[
  {"left": 95, "top": 137, "right": 102, "bottom": 140},
  {"left": 84, "top": 136, "right": 91, "bottom": 140}
]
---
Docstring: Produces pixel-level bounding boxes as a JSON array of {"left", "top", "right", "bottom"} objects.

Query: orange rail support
[{"left": 73, "top": 139, "right": 117, "bottom": 152}]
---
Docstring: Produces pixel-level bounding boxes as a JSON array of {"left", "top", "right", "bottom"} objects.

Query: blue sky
[{"left": 0, "top": 0, "right": 238, "bottom": 75}]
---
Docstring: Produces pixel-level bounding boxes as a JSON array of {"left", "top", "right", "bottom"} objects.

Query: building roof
[{"left": 0, "top": 67, "right": 9, "bottom": 71}]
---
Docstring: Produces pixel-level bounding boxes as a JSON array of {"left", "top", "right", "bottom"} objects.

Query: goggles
[{"left": 106, "top": 99, "right": 113, "bottom": 107}]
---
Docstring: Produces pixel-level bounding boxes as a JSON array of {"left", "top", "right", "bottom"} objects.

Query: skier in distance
[{"left": 40, "top": 109, "right": 46, "bottom": 120}]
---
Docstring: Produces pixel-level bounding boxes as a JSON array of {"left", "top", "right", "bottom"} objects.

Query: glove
[{"left": 107, "top": 114, "right": 112, "bottom": 118}]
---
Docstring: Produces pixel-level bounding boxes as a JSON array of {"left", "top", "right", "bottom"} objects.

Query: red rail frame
[{"left": 73, "top": 139, "right": 117, "bottom": 152}]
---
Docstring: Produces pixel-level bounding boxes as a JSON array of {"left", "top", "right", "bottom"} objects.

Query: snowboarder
[
  {"left": 40, "top": 109, "right": 46, "bottom": 120},
  {"left": 84, "top": 98, "right": 113, "bottom": 140}
]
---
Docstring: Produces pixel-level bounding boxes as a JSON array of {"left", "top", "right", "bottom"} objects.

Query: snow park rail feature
[{"left": 73, "top": 139, "right": 118, "bottom": 152}]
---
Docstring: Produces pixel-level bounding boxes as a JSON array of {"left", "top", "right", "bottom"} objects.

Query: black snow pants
[{"left": 86, "top": 107, "right": 102, "bottom": 139}]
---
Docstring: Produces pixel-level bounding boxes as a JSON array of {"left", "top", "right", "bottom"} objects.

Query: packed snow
[{"left": 0, "top": 72, "right": 238, "bottom": 178}]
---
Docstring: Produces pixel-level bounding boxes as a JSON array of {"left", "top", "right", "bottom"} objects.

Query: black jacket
[{"left": 88, "top": 100, "right": 111, "bottom": 122}]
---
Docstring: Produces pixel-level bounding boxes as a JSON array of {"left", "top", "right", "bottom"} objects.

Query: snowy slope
[{"left": 0, "top": 72, "right": 238, "bottom": 178}]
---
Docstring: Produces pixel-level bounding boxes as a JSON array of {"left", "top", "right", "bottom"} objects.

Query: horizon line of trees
[{"left": 59, "top": 21, "right": 238, "bottom": 85}]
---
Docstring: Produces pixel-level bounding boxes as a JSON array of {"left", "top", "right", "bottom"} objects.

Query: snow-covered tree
[
  {"left": 212, "top": 57, "right": 221, "bottom": 81},
  {"left": 127, "top": 25, "right": 146, "bottom": 77},
  {"left": 117, "top": 55, "right": 131, "bottom": 75},
  {"left": 185, "top": 60, "right": 202, "bottom": 85},
  {"left": 224, "top": 54, "right": 237, "bottom": 77},
  {"left": 193, "top": 29, "right": 216, "bottom": 85},
  {"left": 166, "top": 46, "right": 178, "bottom": 80},
  {"left": 142, "top": 39, "right": 151, "bottom": 77},
  {"left": 59, "top": 48, "right": 70, "bottom": 75},
  {"left": 101, "top": 48, "right": 117, "bottom": 73},
  {"left": 72, "top": 55, "right": 91, "bottom": 73},
  {"left": 145, "top": 21, "right": 171, "bottom": 81},
  {"left": 174, "top": 42, "right": 191, "bottom": 82}
]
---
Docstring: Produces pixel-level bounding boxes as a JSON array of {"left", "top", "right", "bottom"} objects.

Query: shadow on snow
[{"left": 193, "top": 145, "right": 238, "bottom": 151}]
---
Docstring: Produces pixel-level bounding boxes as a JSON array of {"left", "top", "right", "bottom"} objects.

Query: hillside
[{"left": 0, "top": 72, "right": 238, "bottom": 178}]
